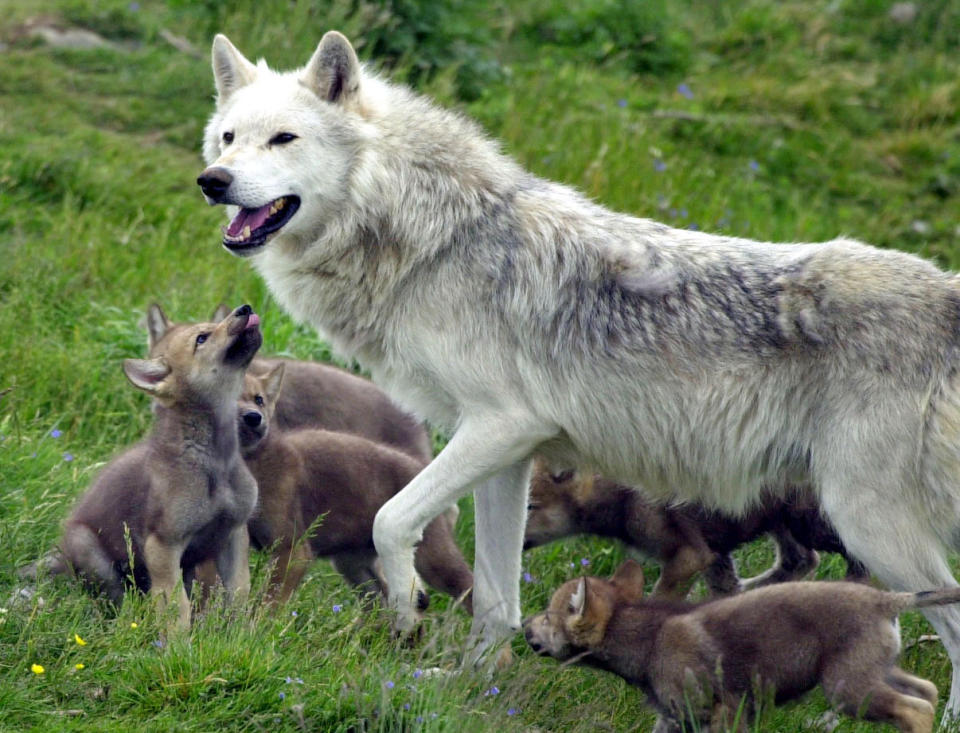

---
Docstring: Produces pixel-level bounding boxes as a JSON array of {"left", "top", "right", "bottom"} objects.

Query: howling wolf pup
[
  {"left": 199, "top": 32, "right": 960, "bottom": 715},
  {"left": 58, "top": 305, "right": 261, "bottom": 629},
  {"left": 525, "top": 561, "right": 955, "bottom": 732}
]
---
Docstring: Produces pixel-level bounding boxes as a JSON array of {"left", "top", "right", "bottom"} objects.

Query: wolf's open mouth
[{"left": 222, "top": 196, "right": 300, "bottom": 253}]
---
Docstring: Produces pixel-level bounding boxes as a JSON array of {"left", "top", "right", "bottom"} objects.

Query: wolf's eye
[
  {"left": 551, "top": 470, "right": 575, "bottom": 484},
  {"left": 269, "top": 132, "right": 298, "bottom": 146},
  {"left": 195, "top": 333, "right": 209, "bottom": 347},
  {"left": 254, "top": 395, "right": 265, "bottom": 407},
  {"left": 222, "top": 131, "right": 234, "bottom": 144}
]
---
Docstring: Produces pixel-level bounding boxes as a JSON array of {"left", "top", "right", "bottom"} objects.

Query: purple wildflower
[
  {"left": 332, "top": 604, "right": 342, "bottom": 613},
  {"left": 580, "top": 558, "right": 590, "bottom": 567},
  {"left": 617, "top": 98, "right": 628, "bottom": 108},
  {"left": 278, "top": 691, "right": 285, "bottom": 700},
  {"left": 688, "top": 223, "right": 700, "bottom": 231},
  {"left": 749, "top": 159, "right": 759, "bottom": 172},
  {"left": 152, "top": 639, "right": 164, "bottom": 649},
  {"left": 413, "top": 669, "right": 423, "bottom": 679},
  {"left": 508, "top": 708, "right": 519, "bottom": 716},
  {"left": 385, "top": 680, "right": 395, "bottom": 689},
  {"left": 290, "top": 610, "right": 298, "bottom": 617},
  {"left": 653, "top": 159, "right": 667, "bottom": 172},
  {"left": 50, "top": 429, "right": 62, "bottom": 438},
  {"left": 523, "top": 571, "right": 535, "bottom": 583},
  {"left": 63, "top": 453, "right": 74, "bottom": 462},
  {"left": 416, "top": 717, "right": 424, "bottom": 724},
  {"left": 484, "top": 686, "right": 500, "bottom": 696},
  {"left": 404, "top": 703, "right": 411, "bottom": 710},
  {"left": 677, "top": 83, "right": 694, "bottom": 99}
]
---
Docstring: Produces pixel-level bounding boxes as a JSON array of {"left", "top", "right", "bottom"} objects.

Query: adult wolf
[{"left": 198, "top": 32, "right": 960, "bottom": 717}]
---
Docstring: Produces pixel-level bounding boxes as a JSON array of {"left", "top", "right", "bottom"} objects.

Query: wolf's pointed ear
[
  {"left": 261, "top": 363, "right": 285, "bottom": 404},
  {"left": 123, "top": 358, "right": 172, "bottom": 396},
  {"left": 212, "top": 34, "right": 258, "bottom": 103},
  {"left": 302, "top": 31, "right": 361, "bottom": 104},
  {"left": 211, "top": 303, "right": 231, "bottom": 322},
  {"left": 610, "top": 559, "right": 646, "bottom": 602},
  {"left": 145, "top": 303, "right": 172, "bottom": 352},
  {"left": 569, "top": 577, "right": 587, "bottom": 617}
]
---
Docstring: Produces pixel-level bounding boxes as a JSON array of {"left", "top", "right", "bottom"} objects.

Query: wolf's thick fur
[
  {"left": 200, "top": 32, "right": 960, "bottom": 711},
  {"left": 236, "top": 365, "right": 473, "bottom": 611},
  {"left": 59, "top": 306, "right": 261, "bottom": 629},
  {"left": 525, "top": 561, "right": 957, "bottom": 732},
  {"left": 525, "top": 459, "right": 867, "bottom": 597}
]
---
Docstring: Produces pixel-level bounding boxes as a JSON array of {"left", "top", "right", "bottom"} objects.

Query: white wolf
[{"left": 199, "top": 31, "right": 960, "bottom": 718}]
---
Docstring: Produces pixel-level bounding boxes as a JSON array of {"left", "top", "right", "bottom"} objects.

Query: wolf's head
[
  {"left": 236, "top": 362, "right": 285, "bottom": 456},
  {"left": 524, "top": 456, "right": 598, "bottom": 550},
  {"left": 198, "top": 32, "right": 367, "bottom": 257},
  {"left": 523, "top": 560, "right": 646, "bottom": 660},
  {"left": 125, "top": 304, "right": 262, "bottom": 408}
]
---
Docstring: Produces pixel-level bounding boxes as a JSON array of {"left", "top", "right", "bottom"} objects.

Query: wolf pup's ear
[
  {"left": 123, "top": 358, "right": 171, "bottom": 396},
  {"left": 211, "top": 34, "right": 258, "bottom": 103},
  {"left": 145, "top": 303, "right": 172, "bottom": 352},
  {"left": 610, "top": 559, "right": 646, "bottom": 602},
  {"left": 567, "top": 576, "right": 614, "bottom": 647},
  {"left": 262, "top": 363, "right": 285, "bottom": 404},
  {"left": 302, "top": 31, "right": 361, "bottom": 104}
]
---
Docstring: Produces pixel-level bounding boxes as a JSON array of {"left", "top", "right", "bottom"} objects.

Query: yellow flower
[
  {"left": 74, "top": 633, "right": 87, "bottom": 646},
  {"left": 31, "top": 664, "right": 44, "bottom": 675},
  {"left": 75, "top": 663, "right": 85, "bottom": 670},
  {"left": 130, "top": 622, "right": 138, "bottom": 629}
]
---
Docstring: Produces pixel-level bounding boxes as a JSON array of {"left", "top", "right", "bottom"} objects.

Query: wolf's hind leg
[{"left": 62, "top": 523, "right": 125, "bottom": 605}]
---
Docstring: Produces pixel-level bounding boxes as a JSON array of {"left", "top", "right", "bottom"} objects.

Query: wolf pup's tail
[
  {"left": 17, "top": 548, "right": 68, "bottom": 580},
  {"left": 909, "top": 588, "right": 960, "bottom": 609}
]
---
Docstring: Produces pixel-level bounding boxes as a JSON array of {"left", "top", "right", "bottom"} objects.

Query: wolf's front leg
[
  {"left": 143, "top": 534, "right": 190, "bottom": 631},
  {"left": 373, "top": 411, "right": 555, "bottom": 637},
  {"left": 467, "top": 460, "right": 532, "bottom": 668},
  {"left": 215, "top": 525, "right": 251, "bottom": 604}
]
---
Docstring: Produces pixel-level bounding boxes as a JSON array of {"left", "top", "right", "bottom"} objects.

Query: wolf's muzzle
[{"left": 197, "top": 167, "right": 233, "bottom": 202}]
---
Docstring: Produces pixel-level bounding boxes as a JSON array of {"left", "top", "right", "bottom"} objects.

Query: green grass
[{"left": 1, "top": 0, "right": 960, "bottom": 730}]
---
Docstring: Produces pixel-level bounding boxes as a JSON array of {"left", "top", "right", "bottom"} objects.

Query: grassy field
[{"left": 1, "top": 0, "right": 959, "bottom": 730}]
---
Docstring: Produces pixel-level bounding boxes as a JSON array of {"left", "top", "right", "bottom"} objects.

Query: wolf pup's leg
[
  {"left": 215, "top": 525, "right": 251, "bottom": 604},
  {"left": 819, "top": 485, "right": 959, "bottom": 720},
  {"left": 143, "top": 534, "right": 190, "bottom": 631},
  {"left": 373, "top": 411, "right": 553, "bottom": 638},
  {"left": 62, "top": 524, "right": 125, "bottom": 605}
]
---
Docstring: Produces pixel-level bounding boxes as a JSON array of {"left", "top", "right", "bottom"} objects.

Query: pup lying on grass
[
  {"left": 58, "top": 305, "right": 262, "bottom": 630},
  {"left": 237, "top": 365, "right": 473, "bottom": 612},
  {"left": 146, "top": 303, "right": 432, "bottom": 463},
  {"left": 525, "top": 560, "right": 953, "bottom": 732},
  {"left": 525, "top": 459, "right": 867, "bottom": 597}
]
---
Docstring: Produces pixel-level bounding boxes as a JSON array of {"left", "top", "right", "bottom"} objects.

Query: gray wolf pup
[
  {"left": 198, "top": 32, "right": 960, "bottom": 714},
  {"left": 525, "top": 560, "right": 953, "bottom": 732},
  {"left": 146, "top": 303, "right": 432, "bottom": 463},
  {"left": 525, "top": 459, "right": 867, "bottom": 597},
  {"left": 59, "top": 305, "right": 261, "bottom": 629},
  {"left": 237, "top": 365, "right": 473, "bottom": 611}
]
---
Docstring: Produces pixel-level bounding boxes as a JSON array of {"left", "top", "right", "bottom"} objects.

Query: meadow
[{"left": 1, "top": 0, "right": 959, "bottom": 730}]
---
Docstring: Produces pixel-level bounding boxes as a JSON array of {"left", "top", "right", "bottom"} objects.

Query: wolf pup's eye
[
  {"left": 254, "top": 395, "right": 265, "bottom": 407},
  {"left": 222, "top": 131, "right": 234, "bottom": 144},
  {"left": 195, "top": 333, "right": 209, "bottom": 347},
  {"left": 269, "top": 132, "right": 298, "bottom": 146}
]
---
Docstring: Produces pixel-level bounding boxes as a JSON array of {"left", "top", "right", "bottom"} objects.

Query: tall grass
[{"left": 1, "top": 0, "right": 959, "bottom": 729}]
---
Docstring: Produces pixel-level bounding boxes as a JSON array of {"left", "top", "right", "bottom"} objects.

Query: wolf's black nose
[
  {"left": 242, "top": 411, "right": 262, "bottom": 428},
  {"left": 234, "top": 304, "right": 252, "bottom": 317},
  {"left": 197, "top": 167, "right": 233, "bottom": 201}
]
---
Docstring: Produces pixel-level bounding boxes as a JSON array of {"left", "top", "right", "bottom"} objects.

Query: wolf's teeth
[
  {"left": 242, "top": 226, "right": 251, "bottom": 239},
  {"left": 269, "top": 204, "right": 278, "bottom": 216},
  {"left": 275, "top": 198, "right": 285, "bottom": 210}
]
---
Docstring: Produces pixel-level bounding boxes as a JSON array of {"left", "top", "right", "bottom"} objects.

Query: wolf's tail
[{"left": 908, "top": 588, "right": 960, "bottom": 610}]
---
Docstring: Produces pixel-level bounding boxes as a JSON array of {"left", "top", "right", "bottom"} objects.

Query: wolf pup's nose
[
  {"left": 197, "top": 167, "right": 233, "bottom": 202},
  {"left": 234, "top": 304, "right": 252, "bottom": 317},
  {"left": 242, "top": 411, "right": 262, "bottom": 428}
]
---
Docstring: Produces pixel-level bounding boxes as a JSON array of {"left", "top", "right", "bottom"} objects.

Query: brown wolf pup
[
  {"left": 146, "top": 303, "right": 432, "bottom": 463},
  {"left": 525, "top": 459, "right": 867, "bottom": 598},
  {"left": 525, "top": 560, "right": 952, "bottom": 732},
  {"left": 57, "top": 305, "right": 262, "bottom": 630},
  {"left": 238, "top": 365, "right": 473, "bottom": 612}
]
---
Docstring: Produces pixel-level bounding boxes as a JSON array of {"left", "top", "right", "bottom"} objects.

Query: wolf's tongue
[{"left": 227, "top": 205, "right": 273, "bottom": 237}]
